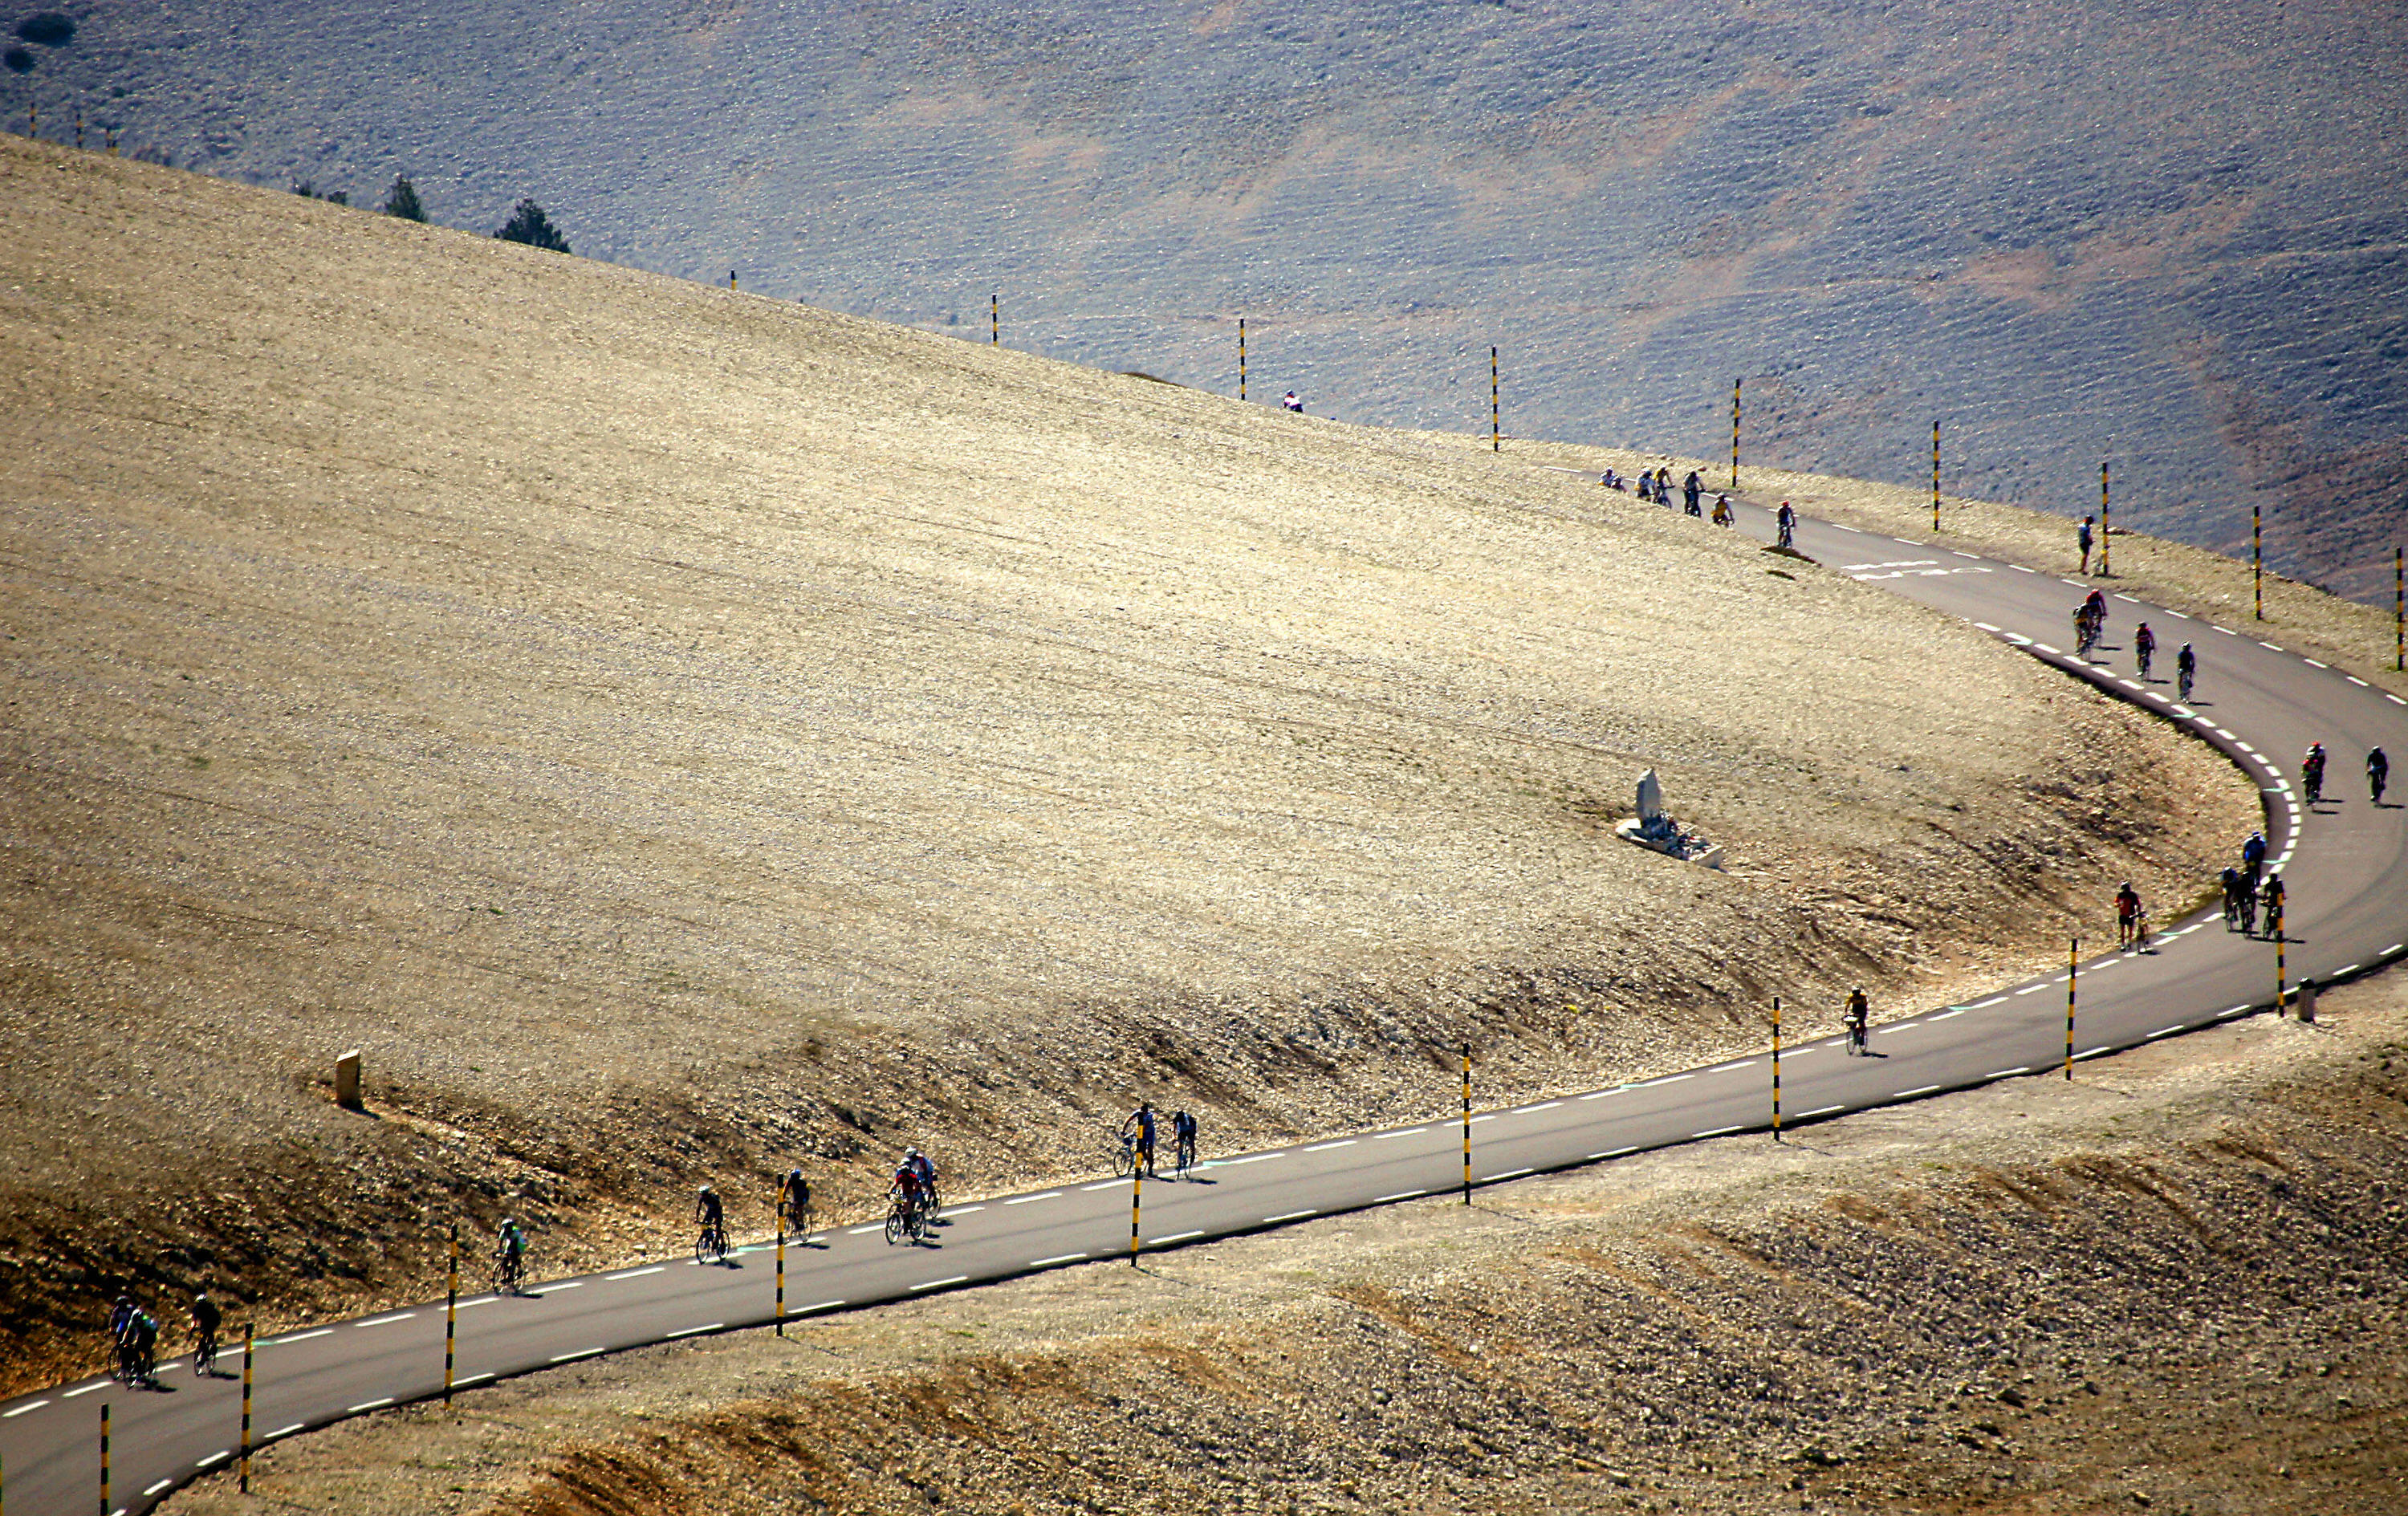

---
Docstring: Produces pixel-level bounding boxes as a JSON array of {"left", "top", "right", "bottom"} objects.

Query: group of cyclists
[
  {"left": 2221, "top": 830, "right": 2287, "bottom": 938},
  {"left": 1115, "top": 1101, "right": 1201, "bottom": 1179},
  {"left": 2072, "top": 595, "right": 2198, "bottom": 701},
  {"left": 2299, "top": 739, "right": 2388, "bottom": 808}
]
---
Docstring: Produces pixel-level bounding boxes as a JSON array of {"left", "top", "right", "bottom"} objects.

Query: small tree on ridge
[
  {"left": 382, "top": 175, "right": 426, "bottom": 222},
  {"left": 495, "top": 198, "right": 570, "bottom": 254}
]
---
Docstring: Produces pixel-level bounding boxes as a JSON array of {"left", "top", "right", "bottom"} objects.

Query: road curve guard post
[
  {"left": 775, "top": 1197, "right": 787, "bottom": 1337},
  {"left": 100, "top": 1402, "right": 110, "bottom": 1516},
  {"left": 1461, "top": 1045, "right": 1473, "bottom": 1204},
  {"left": 1129, "top": 1164, "right": 1141, "bottom": 1267},
  {"left": 335, "top": 1049, "right": 363, "bottom": 1111},
  {"left": 240, "top": 1325, "right": 254, "bottom": 1491},
  {"left": 444, "top": 1226, "right": 458, "bottom": 1404},
  {"left": 1771, "top": 996, "right": 1783, "bottom": 1142},
  {"left": 2065, "top": 939, "right": 2078, "bottom": 1079}
]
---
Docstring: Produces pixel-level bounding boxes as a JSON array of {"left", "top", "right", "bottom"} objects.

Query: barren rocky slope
[
  {"left": 6, "top": 0, "right": 2403, "bottom": 596},
  {"left": 0, "top": 138, "right": 2252, "bottom": 1386}
]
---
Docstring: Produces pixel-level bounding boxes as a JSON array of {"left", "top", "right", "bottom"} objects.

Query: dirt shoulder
[{"left": 166, "top": 973, "right": 2408, "bottom": 1516}]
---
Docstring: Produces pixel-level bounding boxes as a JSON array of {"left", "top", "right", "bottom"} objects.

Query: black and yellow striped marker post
[
  {"left": 2276, "top": 905, "right": 2288, "bottom": 1015},
  {"left": 99, "top": 1403, "right": 108, "bottom": 1516},
  {"left": 1129, "top": 1164, "right": 1141, "bottom": 1267},
  {"left": 2394, "top": 547, "right": 2402, "bottom": 672},
  {"left": 2099, "top": 461, "right": 2112, "bottom": 577},
  {"left": 2253, "top": 502, "right": 2264, "bottom": 620},
  {"left": 990, "top": 294, "right": 998, "bottom": 346},
  {"left": 444, "top": 1226, "right": 458, "bottom": 1404},
  {"left": 239, "top": 1326, "right": 254, "bottom": 1492},
  {"left": 1490, "top": 348, "right": 1499, "bottom": 452},
  {"left": 1461, "top": 1046, "right": 1473, "bottom": 1204},
  {"left": 2065, "top": 939, "right": 2078, "bottom": 1080},
  {"left": 775, "top": 1207, "right": 787, "bottom": 1338},
  {"left": 1931, "top": 421, "right": 1942, "bottom": 533},
  {"left": 1771, "top": 996, "right": 1783, "bottom": 1143},
  {"left": 1238, "top": 317, "right": 1247, "bottom": 402},
  {"left": 1730, "top": 378, "right": 1741, "bottom": 490}
]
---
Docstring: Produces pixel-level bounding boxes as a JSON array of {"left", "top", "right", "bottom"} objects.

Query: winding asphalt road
[{"left": 8, "top": 492, "right": 2403, "bottom": 1516}]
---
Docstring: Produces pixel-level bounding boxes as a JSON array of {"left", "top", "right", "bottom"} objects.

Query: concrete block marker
[{"left": 335, "top": 1048, "right": 362, "bottom": 1110}]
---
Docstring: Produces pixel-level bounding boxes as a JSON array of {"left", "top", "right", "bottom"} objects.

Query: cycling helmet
[{"left": 698, "top": 1184, "right": 715, "bottom": 1196}]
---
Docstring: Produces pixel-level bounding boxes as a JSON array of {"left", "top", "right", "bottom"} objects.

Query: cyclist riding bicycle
[
  {"left": 2304, "top": 742, "right": 2328, "bottom": 804},
  {"left": 2176, "top": 642, "right": 2196, "bottom": 703},
  {"left": 2371, "top": 746, "right": 2390, "bottom": 805},
  {"left": 2241, "top": 831, "right": 2267, "bottom": 884},
  {"left": 778, "top": 1167, "right": 812, "bottom": 1233},
  {"left": 1121, "top": 1102, "right": 1159, "bottom": 1178},
  {"left": 694, "top": 1184, "right": 729, "bottom": 1262},
  {"left": 1844, "top": 988, "right": 1870, "bottom": 1056},
  {"left": 192, "top": 1290, "right": 222, "bottom": 1375},
  {"left": 495, "top": 1217, "right": 527, "bottom": 1291},
  {"left": 901, "top": 1148, "right": 940, "bottom": 1216},
  {"left": 2260, "top": 871, "right": 2286, "bottom": 935},
  {"left": 1172, "top": 1109, "right": 1198, "bottom": 1176},
  {"left": 885, "top": 1160, "right": 928, "bottom": 1242},
  {"left": 2134, "top": 622, "right": 2156, "bottom": 679},
  {"left": 2220, "top": 867, "right": 2246, "bottom": 931}
]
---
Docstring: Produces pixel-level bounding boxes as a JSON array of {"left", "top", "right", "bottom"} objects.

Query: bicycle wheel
[
  {"left": 885, "top": 1208, "right": 905, "bottom": 1245},
  {"left": 195, "top": 1335, "right": 216, "bottom": 1376},
  {"left": 1114, "top": 1140, "right": 1133, "bottom": 1178},
  {"left": 906, "top": 1206, "right": 929, "bottom": 1245}
]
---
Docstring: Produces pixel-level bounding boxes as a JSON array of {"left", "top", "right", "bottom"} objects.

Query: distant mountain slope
[{"left": 6, "top": 0, "right": 2406, "bottom": 595}]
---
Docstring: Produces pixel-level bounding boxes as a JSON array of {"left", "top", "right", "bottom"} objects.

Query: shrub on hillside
[
  {"left": 2, "top": 45, "right": 30, "bottom": 72},
  {"left": 292, "top": 181, "right": 350, "bottom": 205},
  {"left": 381, "top": 174, "right": 425, "bottom": 222},
  {"left": 14, "top": 12, "right": 72, "bottom": 46},
  {"left": 494, "top": 198, "right": 570, "bottom": 254}
]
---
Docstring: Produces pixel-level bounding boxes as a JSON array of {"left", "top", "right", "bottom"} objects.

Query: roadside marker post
[
  {"left": 1238, "top": 316, "right": 1247, "bottom": 402},
  {"left": 1731, "top": 378, "right": 1743, "bottom": 489},
  {"left": 2276, "top": 905, "right": 2288, "bottom": 1014},
  {"left": 239, "top": 1326, "right": 254, "bottom": 1492},
  {"left": 775, "top": 1217, "right": 787, "bottom": 1337},
  {"left": 1771, "top": 996, "right": 1784, "bottom": 1142},
  {"left": 2099, "top": 461, "right": 2112, "bottom": 577},
  {"left": 2394, "top": 547, "right": 2401, "bottom": 671},
  {"left": 444, "top": 1225, "right": 458, "bottom": 1404},
  {"left": 2253, "top": 503, "right": 2264, "bottom": 620},
  {"left": 2065, "top": 939, "right": 2078, "bottom": 1080},
  {"left": 990, "top": 293, "right": 997, "bottom": 346},
  {"left": 1931, "top": 421, "right": 1942, "bottom": 533},
  {"left": 1461, "top": 1046, "right": 1473, "bottom": 1204},
  {"left": 99, "top": 1403, "right": 108, "bottom": 1516},
  {"left": 1129, "top": 1165, "right": 1141, "bottom": 1267},
  {"left": 1490, "top": 347, "right": 1499, "bottom": 452}
]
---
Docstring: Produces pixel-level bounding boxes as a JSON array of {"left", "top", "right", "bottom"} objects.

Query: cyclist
[
  {"left": 1710, "top": 494, "right": 1735, "bottom": 527},
  {"left": 2176, "top": 642, "right": 2196, "bottom": 703},
  {"left": 1172, "top": 1109, "right": 1198, "bottom": 1176},
  {"left": 1844, "top": 988, "right": 1870, "bottom": 1056},
  {"left": 124, "top": 1306, "right": 158, "bottom": 1387},
  {"left": 2114, "top": 881, "right": 2142, "bottom": 948},
  {"left": 886, "top": 1158, "right": 925, "bottom": 1239},
  {"left": 694, "top": 1185, "right": 726, "bottom": 1261},
  {"left": 2133, "top": 622, "right": 2156, "bottom": 680},
  {"left": 2241, "top": 831, "right": 2267, "bottom": 884},
  {"left": 2303, "top": 742, "right": 2328, "bottom": 804},
  {"left": 496, "top": 1217, "right": 527, "bottom": 1291},
  {"left": 2371, "top": 746, "right": 2390, "bottom": 805},
  {"left": 2219, "top": 867, "right": 2245, "bottom": 931},
  {"left": 1776, "top": 501, "right": 1797, "bottom": 549},
  {"left": 1121, "top": 1102, "right": 1158, "bottom": 1177},
  {"left": 193, "top": 1290, "right": 222, "bottom": 1375},
  {"left": 778, "top": 1168, "right": 811, "bottom": 1234},
  {"left": 2260, "top": 872, "right": 2286, "bottom": 937},
  {"left": 905, "top": 1148, "right": 940, "bottom": 1217}
]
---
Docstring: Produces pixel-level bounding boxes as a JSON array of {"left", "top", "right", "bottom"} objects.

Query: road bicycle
[
  {"left": 883, "top": 1193, "right": 928, "bottom": 1246},
  {"left": 694, "top": 1220, "right": 730, "bottom": 1266},
  {"left": 778, "top": 1190, "right": 814, "bottom": 1241},
  {"left": 1173, "top": 1129, "right": 1197, "bottom": 1178},
  {"left": 193, "top": 1325, "right": 218, "bottom": 1377},
  {"left": 491, "top": 1242, "right": 526, "bottom": 1294}
]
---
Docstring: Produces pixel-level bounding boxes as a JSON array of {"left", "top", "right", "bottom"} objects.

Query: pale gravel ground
[{"left": 0, "top": 136, "right": 2253, "bottom": 1384}]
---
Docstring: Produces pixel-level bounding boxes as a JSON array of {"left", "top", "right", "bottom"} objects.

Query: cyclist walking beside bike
[
  {"left": 1121, "top": 1102, "right": 1159, "bottom": 1178},
  {"left": 2115, "top": 881, "right": 2142, "bottom": 948},
  {"left": 2371, "top": 746, "right": 2390, "bottom": 805}
]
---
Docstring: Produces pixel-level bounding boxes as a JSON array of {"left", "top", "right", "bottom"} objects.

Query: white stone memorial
[{"left": 1613, "top": 768, "right": 1723, "bottom": 869}]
